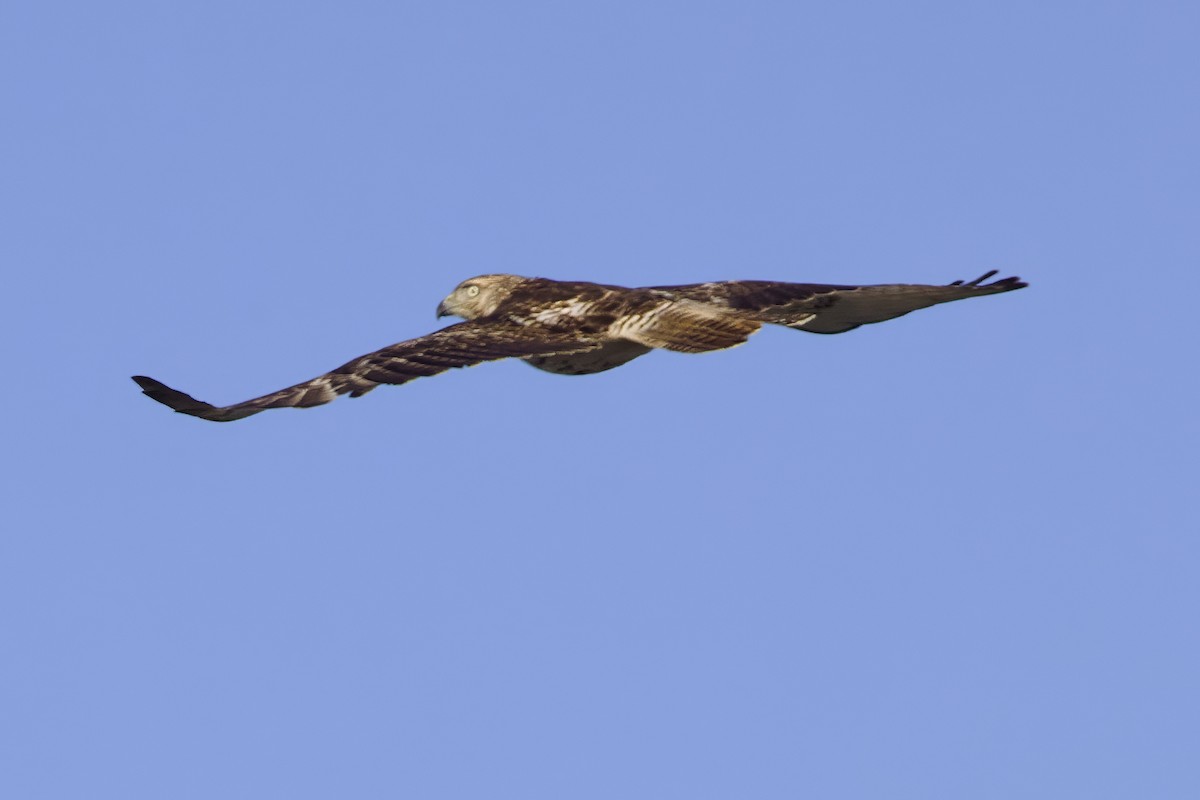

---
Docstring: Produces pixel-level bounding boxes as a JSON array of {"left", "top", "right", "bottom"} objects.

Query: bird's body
[{"left": 133, "top": 271, "right": 1027, "bottom": 422}]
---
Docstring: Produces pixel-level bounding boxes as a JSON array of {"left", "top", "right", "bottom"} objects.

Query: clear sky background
[{"left": 3, "top": 2, "right": 1198, "bottom": 797}]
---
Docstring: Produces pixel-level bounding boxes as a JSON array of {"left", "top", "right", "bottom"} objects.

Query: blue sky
[{"left": 3, "top": 2, "right": 1198, "bottom": 797}]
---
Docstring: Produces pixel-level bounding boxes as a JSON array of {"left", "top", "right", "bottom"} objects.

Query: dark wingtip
[
  {"left": 951, "top": 272, "right": 1029, "bottom": 293},
  {"left": 132, "top": 375, "right": 222, "bottom": 418},
  {"left": 989, "top": 275, "right": 1029, "bottom": 291},
  {"left": 965, "top": 269, "right": 1000, "bottom": 286}
]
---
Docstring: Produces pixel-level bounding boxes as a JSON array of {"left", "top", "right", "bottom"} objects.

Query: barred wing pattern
[
  {"left": 133, "top": 320, "right": 600, "bottom": 422},
  {"left": 655, "top": 271, "right": 1027, "bottom": 334}
]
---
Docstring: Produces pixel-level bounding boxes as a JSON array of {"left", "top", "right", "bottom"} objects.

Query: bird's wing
[
  {"left": 652, "top": 271, "right": 1027, "bottom": 334},
  {"left": 611, "top": 297, "right": 763, "bottom": 353},
  {"left": 517, "top": 292, "right": 761, "bottom": 373},
  {"left": 133, "top": 319, "right": 599, "bottom": 422}
]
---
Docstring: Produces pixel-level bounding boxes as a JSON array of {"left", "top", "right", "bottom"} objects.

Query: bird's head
[{"left": 436, "top": 274, "right": 527, "bottom": 320}]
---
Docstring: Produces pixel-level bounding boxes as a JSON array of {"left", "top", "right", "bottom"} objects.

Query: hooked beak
[{"left": 436, "top": 299, "right": 451, "bottom": 319}]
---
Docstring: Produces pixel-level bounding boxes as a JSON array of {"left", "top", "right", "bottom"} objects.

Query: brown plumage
[{"left": 133, "top": 271, "right": 1027, "bottom": 422}]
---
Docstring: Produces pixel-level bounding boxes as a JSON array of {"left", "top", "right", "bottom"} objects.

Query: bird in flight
[{"left": 133, "top": 271, "right": 1027, "bottom": 422}]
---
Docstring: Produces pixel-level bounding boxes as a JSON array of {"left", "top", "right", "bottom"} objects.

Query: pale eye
[{"left": 466, "top": 285, "right": 481, "bottom": 298}]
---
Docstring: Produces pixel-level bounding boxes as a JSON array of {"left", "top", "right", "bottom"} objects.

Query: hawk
[{"left": 133, "top": 270, "right": 1027, "bottom": 422}]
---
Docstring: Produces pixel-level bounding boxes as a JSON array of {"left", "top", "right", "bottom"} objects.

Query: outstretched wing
[
  {"left": 652, "top": 271, "right": 1027, "bottom": 334},
  {"left": 613, "top": 297, "right": 763, "bottom": 352},
  {"left": 517, "top": 289, "right": 764, "bottom": 372},
  {"left": 133, "top": 319, "right": 599, "bottom": 422}
]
